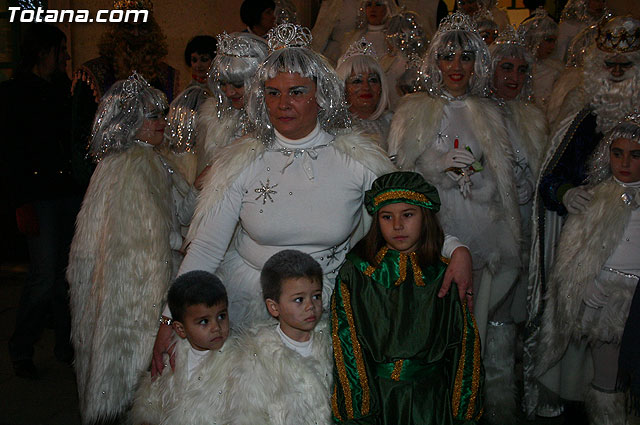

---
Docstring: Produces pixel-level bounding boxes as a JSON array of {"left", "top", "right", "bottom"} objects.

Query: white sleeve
[
  {"left": 442, "top": 234, "right": 467, "bottom": 258},
  {"left": 177, "top": 175, "right": 244, "bottom": 276}
]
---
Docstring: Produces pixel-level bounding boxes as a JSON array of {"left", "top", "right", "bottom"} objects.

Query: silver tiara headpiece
[
  {"left": 338, "top": 38, "right": 378, "bottom": 67},
  {"left": 267, "top": 23, "right": 312, "bottom": 52},
  {"left": 493, "top": 25, "right": 527, "bottom": 47},
  {"left": 216, "top": 32, "right": 259, "bottom": 58},
  {"left": 437, "top": 11, "right": 478, "bottom": 33},
  {"left": 623, "top": 110, "right": 640, "bottom": 127}
]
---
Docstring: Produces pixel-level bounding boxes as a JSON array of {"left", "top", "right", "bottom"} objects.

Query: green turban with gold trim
[{"left": 365, "top": 171, "right": 441, "bottom": 215}]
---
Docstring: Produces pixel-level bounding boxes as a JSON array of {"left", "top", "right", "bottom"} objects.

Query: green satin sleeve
[{"left": 331, "top": 264, "right": 378, "bottom": 424}]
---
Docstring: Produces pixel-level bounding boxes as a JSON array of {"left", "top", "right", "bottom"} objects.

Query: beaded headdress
[
  {"left": 337, "top": 38, "right": 378, "bottom": 68},
  {"left": 596, "top": 16, "right": 640, "bottom": 53},
  {"left": 385, "top": 11, "right": 429, "bottom": 58},
  {"left": 365, "top": 172, "right": 441, "bottom": 214},
  {"left": 438, "top": 11, "right": 478, "bottom": 33},
  {"left": 216, "top": 31, "right": 262, "bottom": 59},
  {"left": 589, "top": 110, "right": 640, "bottom": 184},
  {"left": 89, "top": 71, "right": 168, "bottom": 161},
  {"left": 266, "top": 23, "right": 312, "bottom": 52},
  {"left": 165, "top": 86, "right": 208, "bottom": 154},
  {"left": 519, "top": 7, "right": 558, "bottom": 55},
  {"left": 113, "top": 0, "right": 153, "bottom": 10},
  {"left": 493, "top": 24, "right": 527, "bottom": 48}
]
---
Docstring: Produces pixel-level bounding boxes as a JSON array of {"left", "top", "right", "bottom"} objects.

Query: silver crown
[
  {"left": 623, "top": 110, "right": 640, "bottom": 127},
  {"left": 337, "top": 38, "right": 378, "bottom": 67},
  {"left": 493, "top": 25, "right": 527, "bottom": 47},
  {"left": 437, "top": 11, "right": 478, "bottom": 33},
  {"left": 267, "top": 23, "right": 312, "bottom": 52},
  {"left": 216, "top": 32, "right": 259, "bottom": 58}
]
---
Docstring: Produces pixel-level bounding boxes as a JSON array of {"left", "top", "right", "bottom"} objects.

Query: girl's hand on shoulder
[{"left": 439, "top": 246, "right": 473, "bottom": 312}]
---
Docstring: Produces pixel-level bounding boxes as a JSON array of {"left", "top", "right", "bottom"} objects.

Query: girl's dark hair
[
  {"left": 358, "top": 207, "right": 445, "bottom": 267},
  {"left": 184, "top": 35, "right": 217, "bottom": 67},
  {"left": 18, "top": 23, "right": 66, "bottom": 75}
]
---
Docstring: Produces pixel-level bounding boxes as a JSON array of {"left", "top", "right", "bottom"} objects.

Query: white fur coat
[
  {"left": 130, "top": 337, "right": 237, "bottom": 425},
  {"left": 388, "top": 93, "right": 521, "bottom": 262},
  {"left": 67, "top": 144, "right": 178, "bottom": 424},
  {"left": 536, "top": 178, "right": 635, "bottom": 376},
  {"left": 504, "top": 100, "right": 547, "bottom": 179},
  {"left": 226, "top": 321, "right": 333, "bottom": 425}
]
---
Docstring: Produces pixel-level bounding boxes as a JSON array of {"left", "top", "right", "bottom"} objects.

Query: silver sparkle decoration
[
  {"left": 518, "top": 7, "right": 558, "bottom": 57},
  {"left": 338, "top": 37, "right": 378, "bottom": 68},
  {"left": 254, "top": 179, "right": 278, "bottom": 204},
  {"left": 266, "top": 23, "right": 312, "bottom": 52},
  {"left": 385, "top": 11, "right": 429, "bottom": 59},
  {"left": 89, "top": 71, "right": 168, "bottom": 162},
  {"left": 165, "top": 86, "right": 208, "bottom": 154}
]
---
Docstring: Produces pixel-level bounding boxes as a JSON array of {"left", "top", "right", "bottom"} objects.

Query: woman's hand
[
  {"left": 438, "top": 246, "right": 474, "bottom": 312},
  {"left": 151, "top": 321, "right": 176, "bottom": 378}
]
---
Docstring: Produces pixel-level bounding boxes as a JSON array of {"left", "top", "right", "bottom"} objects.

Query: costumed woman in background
[
  {"left": 554, "top": 0, "right": 608, "bottom": 63},
  {"left": 67, "top": 73, "right": 190, "bottom": 424},
  {"left": 71, "top": 1, "right": 179, "bottom": 190},
  {"left": 152, "top": 23, "right": 474, "bottom": 376},
  {"left": 519, "top": 7, "right": 563, "bottom": 115},
  {"left": 487, "top": 25, "right": 547, "bottom": 424},
  {"left": 536, "top": 113, "right": 640, "bottom": 425},
  {"left": 195, "top": 32, "right": 269, "bottom": 174},
  {"left": 336, "top": 38, "right": 392, "bottom": 148},
  {"left": 183, "top": 35, "right": 217, "bottom": 89},
  {"left": 388, "top": 12, "right": 521, "bottom": 422}
]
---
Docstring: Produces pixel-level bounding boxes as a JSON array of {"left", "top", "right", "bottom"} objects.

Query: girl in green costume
[{"left": 331, "top": 171, "right": 484, "bottom": 424}]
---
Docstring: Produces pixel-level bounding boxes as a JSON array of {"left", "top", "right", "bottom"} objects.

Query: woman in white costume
[
  {"left": 66, "top": 72, "right": 190, "bottom": 424},
  {"left": 388, "top": 9, "right": 521, "bottom": 380},
  {"left": 554, "top": 0, "right": 608, "bottom": 63},
  {"left": 486, "top": 26, "right": 548, "bottom": 424},
  {"left": 519, "top": 7, "right": 564, "bottom": 115},
  {"left": 196, "top": 32, "right": 268, "bottom": 174},
  {"left": 537, "top": 113, "right": 640, "bottom": 425},
  {"left": 152, "top": 22, "right": 474, "bottom": 376},
  {"left": 336, "top": 38, "right": 392, "bottom": 148}
]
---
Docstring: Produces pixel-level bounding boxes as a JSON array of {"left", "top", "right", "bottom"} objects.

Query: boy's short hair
[
  {"left": 240, "top": 0, "right": 275, "bottom": 28},
  {"left": 184, "top": 35, "right": 217, "bottom": 67},
  {"left": 168, "top": 271, "right": 227, "bottom": 322},
  {"left": 261, "top": 250, "right": 323, "bottom": 302}
]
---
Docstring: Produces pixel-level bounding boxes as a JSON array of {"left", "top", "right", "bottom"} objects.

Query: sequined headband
[
  {"left": 267, "top": 23, "right": 312, "bottom": 52},
  {"left": 367, "top": 189, "right": 437, "bottom": 214}
]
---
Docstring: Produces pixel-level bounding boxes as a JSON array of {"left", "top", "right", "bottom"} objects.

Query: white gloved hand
[
  {"left": 562, "top": 186, "right": 593, "bottom": 214},
  {"left": 446, "top": 171, "right": 472, "bottom": 198},
  {"left": 583, "top": 279, "right": 609, "bottom": 309},
  {"left": 440, "top": 149, "right": 476, "bottom": 171}
]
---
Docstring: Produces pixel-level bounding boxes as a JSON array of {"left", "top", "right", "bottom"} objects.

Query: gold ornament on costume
[
  {"left": 596, "top": 16, "right": 640, "bottom": 53},
  {"left": 266, "top": 23, "right": 312, "bottom": 52},
  {"left": 113, "top": 0, "right": 153, "bottom": 10}
]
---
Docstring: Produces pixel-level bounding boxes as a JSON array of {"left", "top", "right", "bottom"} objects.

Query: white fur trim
[
  {"left": 67, "top": 144, "right": 175, "bottom": 423},
  {"left": 505, "top": 101, "right": 547, "bottom": 177},
  {"left": 537, "top": 179, "right": 633, "bottom": 376},
  {"left": 585, "top": 386, "right": 627, "bottom": 425},
  {"left": 483, "top": 323, "right": 518, "bottom": 425},
  {"left": 195, "top": 97, "right": 243, "bottom": 174}
]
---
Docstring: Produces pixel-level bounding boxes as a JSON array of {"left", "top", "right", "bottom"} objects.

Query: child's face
[
  {"left": 266, "top": 277, "right": 322, "bottom": 342},
  {"left": 173, "top": 302, "right": 229, "bottom": 351},
  {"left": 378, "top": 202, "right": 424, "bottom": 253},
  {"left": 610, "top": 137, "right": 640, "bottom": 184}
]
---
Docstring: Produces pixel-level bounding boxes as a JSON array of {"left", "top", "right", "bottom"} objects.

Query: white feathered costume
[
  {"left": 226, "top": 321, "right": 333, "bottom": 425},
  {"left": 67, "top": 143, "right": 186, "bottom": 423},
  {"left": 388, "top": 93, "right": 521, "bottom": 345},
  {"left": 131, "top": 336, "right": 237, "bottom": 425}
]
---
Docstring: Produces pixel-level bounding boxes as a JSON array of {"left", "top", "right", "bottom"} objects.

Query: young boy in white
[
  {"left": 130, "top": 271, "right": 233, "bottom": 425},
  {"left": 226, "top": 250, "right": 333, "bottom": 425}
]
